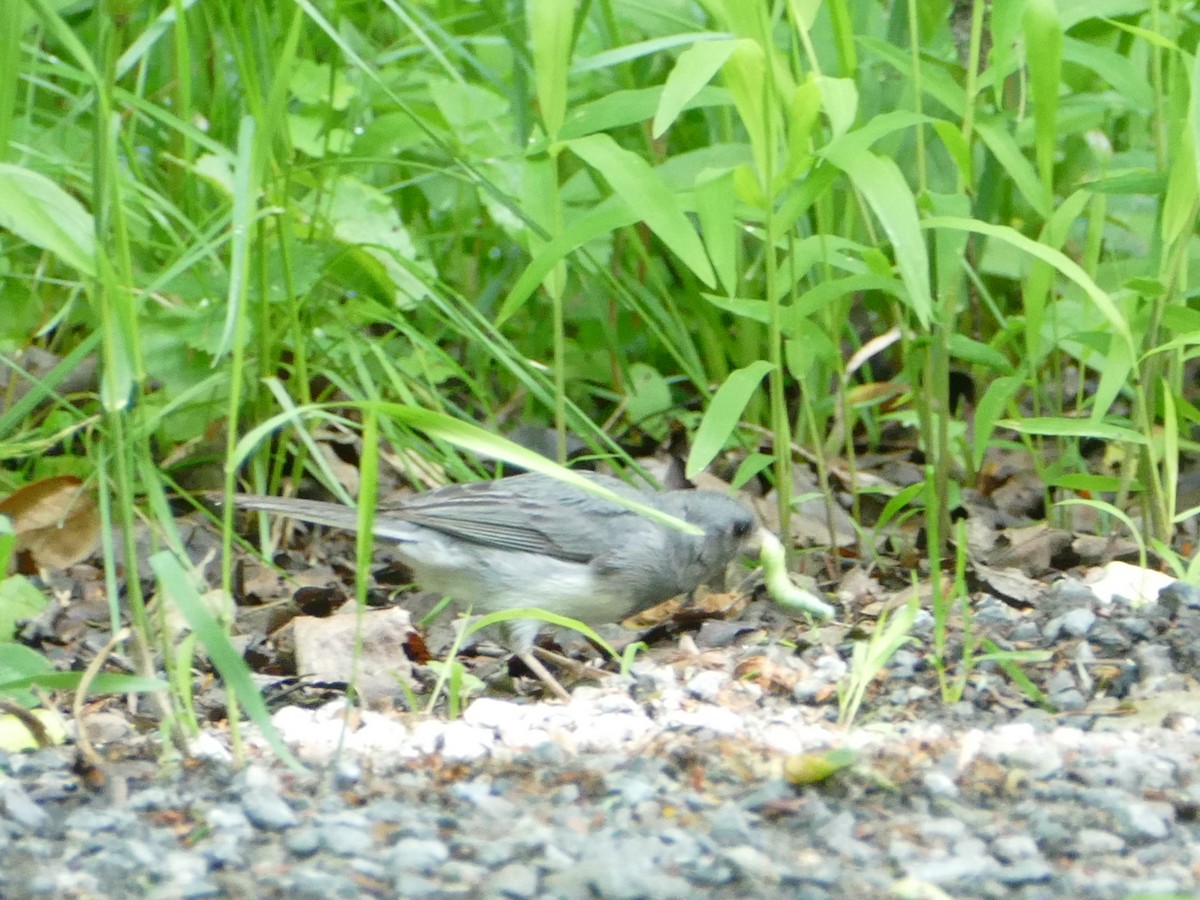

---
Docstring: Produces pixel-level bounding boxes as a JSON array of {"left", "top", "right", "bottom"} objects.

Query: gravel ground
[{"left": 3, "top": 573, "right": 1200, "bottom": 899}]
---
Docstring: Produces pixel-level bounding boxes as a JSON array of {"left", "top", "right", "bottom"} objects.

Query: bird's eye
[{"left": 732, "top": 518, "right": 752, "bottom": 538}]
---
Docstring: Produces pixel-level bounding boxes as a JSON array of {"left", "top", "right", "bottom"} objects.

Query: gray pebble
[
  {"left": 486, "top": 862, "right": 539, "bottom": 899},
  {"left": 991, "top": 833, "right": 1040, "bottom": 863},
  {"left": 1075, "top": 828, "right": 1126, "bottom": 856},
  {"left": 242, "top": 788, "right": 298, "bottom": 831},
  {"left": 922, "top": 770, "right": 959, "bottom": 799},
  {"left": 285, "top": 825, "right": 322, "bottom": 858},
  {"left": 1060, "top": 608, "right": 1096, "bottom": 636},
  {"left": 722, "top": 844, "right": 779, "bottom": 882},
  {"left": 707, "top": 801, "right": 752, "bottom": 845},
  {"left": 321, "top": 822, "right": 374, "bottom": 856},
  {"left": 0, "top": 778, "right": 49, "bottom": 831},
  {"left": 390, "top": 836, "right": 450, "bottom": 872},
  {"left": 1114, "top": 800, "right": 1173, "bottom": 841}
]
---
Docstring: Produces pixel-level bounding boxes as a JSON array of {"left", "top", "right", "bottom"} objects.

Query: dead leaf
[
  {"left": 293, "top": 607, "right": 416, "bottom": 702},
  {"left": 0, "top": 476, "right": 101, "bottom": 570},
  {"left": 733, "top": 655, "right": 799, "bottom": 693}
]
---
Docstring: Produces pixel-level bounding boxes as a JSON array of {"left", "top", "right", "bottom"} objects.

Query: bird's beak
[{"left": 743, "top": 525, "right": 768, "bottom": 559}]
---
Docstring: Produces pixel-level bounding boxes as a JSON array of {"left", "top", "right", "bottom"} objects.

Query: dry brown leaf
[
  {"left": 0, "top": 475, "right": 101, "bottom": 570},
  {"left": 733, "top": 655, "right": 799, "bottom": 693}
]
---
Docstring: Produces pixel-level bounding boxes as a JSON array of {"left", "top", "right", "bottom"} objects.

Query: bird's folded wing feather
[{"left": 390, "top": 474, "right": 643, "bottom": 563}]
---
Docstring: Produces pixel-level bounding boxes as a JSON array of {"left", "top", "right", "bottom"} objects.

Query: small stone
[
  {"left": 390, "top": 837, "right": 450, "bottom": 872},
  {"left": 1075, "top": 828, "right": 1125, "bottom": 856},
  {"left": 1114, "top": 800, "right": 1173, "bottom": 841},
  {"left": 1060, "top": 608, "right": 1096, "bottom": 637},
  {"left": 708, "top": 802, "right": 752, "bottom": 845},
  {"left": 923, "top": 771, "right": 959, "bottom": 799},
  {"left": 439, "top": 721, "right": 493, "bottom": 761},
  {"left": 242, "top": 789, "right": 298, "bottom": 831},
  {"left": 722, "top": 845, "right": 779, "bottom": 882},
  {"left": 991, "top": 834, "right": 1039, "bottom": 863},
  {"left": 322, "top": 823, "right": 373, "bottom": 856},
  {"left": 0, "top": 778, "right": 48, "bottom": 831},
  {"left": 486, "top": 862, "right": 539, "bottom": 899},
  {"left": 285, "top": 826, "right": 322, "bottom": 858},
  {"left": 685, "top": 670, "right": 727, "bottom": 702}
]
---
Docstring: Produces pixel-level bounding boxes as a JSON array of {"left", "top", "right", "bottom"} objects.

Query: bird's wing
[{"left": 392, "top": 473, "right": 645, "bottom": 563}]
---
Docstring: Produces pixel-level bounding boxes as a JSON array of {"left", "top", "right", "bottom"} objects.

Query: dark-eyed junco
[{"left": 231, "top": 472, "right": 760, "bottom": 700}]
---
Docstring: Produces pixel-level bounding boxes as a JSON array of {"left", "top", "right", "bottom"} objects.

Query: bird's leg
[
  {"left": 531, "top": 646, "right": 606, "bottom": 682},
  {"left": 514, "top": 650, "right": 573, "bottom": 703}
]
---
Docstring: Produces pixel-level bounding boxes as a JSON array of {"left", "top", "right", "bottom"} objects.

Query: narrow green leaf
[
  {"left": 686, "top": 360, "right": 773, "bottom": 478},
  {"left": 974, "top": 121, "right": 1052, "bottom": 220},
  {"left": 1061, "top": 36, "right": 1154, "bottom": 110},
  {"left": 0, "top": 164, "right": 96, "bottom": 275},
  {"left": 499, "top": 200, "right": 637, "bottom": 324},
  {"left": 0, "top": 671, "right": 166, "bottom": 696},
  {"left": 823, "top": 0, "right": 857, "bottom": 74},
  {"left": 998, "top": 416, "right": 1148, "bottom": 443},
  {"left": 1048, "top": 473, "right": 1129, "bottom": 493},
  {"left": 232, "top": 399, "right": 704, "bottom": 535},
  {"left": 819, "top": 146, "right": 932, "bottom": 327},
  {"left": 973, "top": 375, "right": 1023, "bottom": 471},
  {"left": 566, "top": 133, "right": 715, "bottom": 286},
  {"left": 528, "top": 0, "right": 573, "bottom": 140},
  {"left": 464, "top": 607, "right": 619, "bottom": 661},
  {"left": 1023, "top": 0, "right": 1062, "bottom": 196},
  {"left": 574, "top": 31, "right": 727, "bottom": 73},
  {"left": 721, "top": 38, "right": 772, "bottom": 188},
  {"left": 947, "top": 334, "right": 1013, "bottom": 372},
  {"left": 653, "top": 38, "right": 737, "bottom": 138},
  {"left": 694, "top": 169, "right": 738, "bottom": 294}
]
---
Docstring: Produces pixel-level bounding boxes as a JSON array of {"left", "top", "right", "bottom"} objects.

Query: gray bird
[{"left": 231, "top": 472, "right": 759, "bottom": 700}]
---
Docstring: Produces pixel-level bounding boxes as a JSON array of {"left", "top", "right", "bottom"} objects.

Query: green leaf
[
  {"left": 0, "top": 164, "right": 95, "bottom": 276},
  {"left": 500, "top": 200, "right": 637, "bottom": 324},
  {"left": 947, "top": 334, "right": 1013, "bottom": 372},
  {"left": 998, "top": 416, "right": 1148, "bottom": 443},
  {"left": 1023, "top": 0, "right": 1062, "bottom": 196},
  {"left": 233, "top": 398, "right": 705, "bottom": 535},
  {"left": 686, "top": 361, "right": 772, "bottom": 478},
  {"left": 1048, "top": 473, "right": 1130, "bottom": 493},
  {"left": 819, "top": 146, "right": 932, "bottom": 327},
  {"left": 626, "top": 363, "right": 673, "bottom": 426},
  {"left": 566, "top": 133, "right": 715, "bottom": 287},
  {"left": 0, "top": 517, "right": 12, "bottom": 575},
  {"left": 695, "top": 169, "right": 738, "bottom": 294},
  {"left": 973, "top": 375, "right": 1023, "bottom": 470},
  {"left": 464, "top": 607, "right": 619, "bottom": 661},
  {"left": 1062, "top": 35, "right": 1153, "bottom": 110},
  {"left": 0, "top": 575, "right": 48, "bottom": 642},
  {"left": 653, "top": 38, "right": 737, "bottom": 138},
  {"left": 0, "top": 671, "right": 166, "bottom": 696},
  {"left": 816, "top": 75, "right": 858, "bottom": 140},
  {"left": 0, "top": 642, "right": 53, "bottom": 707},
  {"left": 528, "top": 0, "right": 573, "bottom": 140},
  {"left": 721, "top": 39, "right": 772, "bottom": 188},
  {"left": 975, "top": 121, "right": 1052, "bottom": 220}
]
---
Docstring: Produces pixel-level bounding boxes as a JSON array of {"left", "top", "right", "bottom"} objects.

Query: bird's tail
[{"left": 226, "top": 494, "right": 365, "bottom": 533}]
